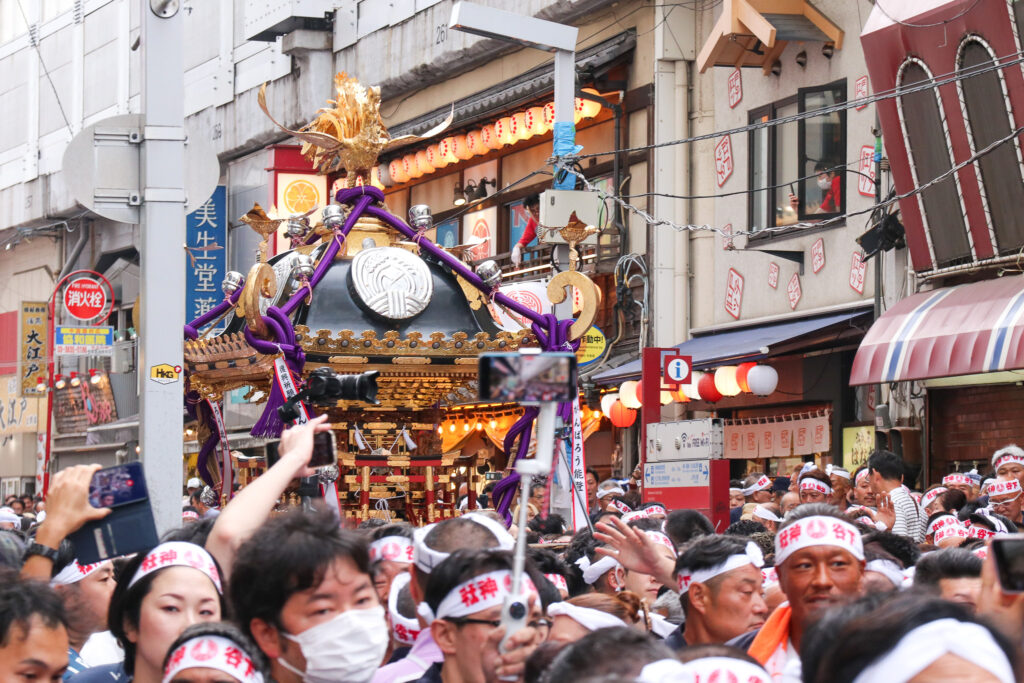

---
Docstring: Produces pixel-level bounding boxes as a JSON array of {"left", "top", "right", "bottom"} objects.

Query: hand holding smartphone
[{"left": 68, "top": 462, "right": 159, "bottom": 564}]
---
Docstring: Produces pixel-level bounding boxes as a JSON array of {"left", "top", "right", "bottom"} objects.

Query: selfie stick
[{"left": 500, "top": 400, "right": 559, "bottom": 655}]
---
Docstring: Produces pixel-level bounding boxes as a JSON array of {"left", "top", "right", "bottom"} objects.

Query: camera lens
[{"left": 508, "top": 601, "right": 526, "bottom": 620}]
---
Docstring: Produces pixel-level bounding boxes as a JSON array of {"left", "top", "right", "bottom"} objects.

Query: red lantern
[
  {"left": 698, "top": 373, "right": 723, "bottom": 403},
  {"left": 634, "top": 380, "right": 644, "bottom": 407},
  {"left": 737, "top": 362, "right": 757, "bottom": 393},
  {"left": 609, "top": 400, "right": 637, "bottom": 428},
  {"left": 670, "top": 386, "right": 689, "bottom": 403}
]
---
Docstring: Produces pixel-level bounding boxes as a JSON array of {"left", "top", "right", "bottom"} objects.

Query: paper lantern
[
  {"left": 736, "top": 362, "right": 757, "bottom": 393},
  {"left": 619, "top": 381, "right": 641, "bottom": 409},
  {"left": 369, "top": 166, "right": 385, "bottom": 190},
  {"left": 417, "top": 150, "right": 434, "bottom": 175},
  {"left": 376, "top": 163, "right": 392, "bottom": 188},
  {"left": 714, "top": 366, "right": 742, "bottom": 397},
  {"left": 609, "top": 400, "right": 637, "bottom": 428},
  {"left": 495, "top": 117, "right": 515, "bottom": 146},
  {"left": 670, "top": 386, "right": 689, "bottom": 403},
  {"left": 424, "top": 145, "right": 440, "bottom": 170},
  {"left": 402, "top": 154, "right": 422, "bottom": 179},
  {"left": 574, "top": 98, "right": 585, "bottom": 124},
  {"left": 682, "top": 371, "right": 704, "bottom": 401},
  {"left": 466, "top": 130, "right": 488, "bottom": 156},
  {"left": 388, "top": 159, "right": 408, "bottom": 184},
  {"left": 525, "top": 106, "right": 546, "bottom": 135},
  {"left": 579, "top": 88, "right": 603, "bottom": 119},
  {"left": 511, "top": 112, "right": 529, "bottom": 140},
  {"left": 698, "top": 373, "right": 723, "bottom": 403},
  {"left": 543, "top": 102, "right": 556, "bottom": 128},
  {"left": 453, "top": 134, "right": 473, "bottom": 161},
  {"left": 660, "top": 391, "right": 673, "bottom": 406},
  {"left": 600, "top": 393, "right": 619, "bottom": 415},
  {"left": 438, "top": 137, "right": 459, "bottom": 165},
  {"left": 481, "top": 124, "right": 501, "bottom": 150},
  {"left": 746, "top": 364, "right": 779, "bottom": 396}
]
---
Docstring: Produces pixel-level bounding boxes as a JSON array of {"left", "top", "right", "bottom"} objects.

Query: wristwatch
[{"left": 24, "top": 541, "right": 59, "bottom": 563}]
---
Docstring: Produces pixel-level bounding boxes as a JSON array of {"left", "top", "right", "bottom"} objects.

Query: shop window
[
  {"left": 747, "top": 81, "right": 845, "bottom": 233},
  {"left": 897, "top": 58, "right": 972, "bottom": 266},
  {"left": 958, "top": 36, "right": 1024, "bottom": 254}
]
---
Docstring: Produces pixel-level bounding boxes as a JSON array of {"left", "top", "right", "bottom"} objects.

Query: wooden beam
[
  {"left": 761, "top": 39, "right": 788, "bottom": 75},
  {"left": 802, "top": 2, "right": 844, "bottom": 49},
  {"left": 697, "top": 8, "right": 735, "bottom": 73},
  {"left": 735, "top": 0, "right": 777, "bottom": 47}
]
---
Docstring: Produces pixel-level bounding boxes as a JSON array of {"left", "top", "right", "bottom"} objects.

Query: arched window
[
  {"left": 957, "top": 35, "right": 1024, "bottom": 254},
  {"left": 897, "top": 58, "right": 972, "bottom": 266}
]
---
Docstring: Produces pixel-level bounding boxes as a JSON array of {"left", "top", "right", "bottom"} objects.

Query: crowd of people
[{"left": 3, "top": 416, "right": 1024, "bottom": 682}]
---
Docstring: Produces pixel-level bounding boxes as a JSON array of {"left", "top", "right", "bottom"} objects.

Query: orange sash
[{"left": 748, "top": 604, "right": 792, "bottom": 665}]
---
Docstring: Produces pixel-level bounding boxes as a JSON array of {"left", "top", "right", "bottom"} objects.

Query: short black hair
[
  {"left": 368, "top": 522, "right": 414, "bottom": 542},
  {"left": 108, "top": 544, "right": 228, "bottom": 675},
  {"left": 162, "top": 621, "right": 267, "bottom": 679},
  {"left": 529, "top": 514, "right": 566, "bottom": 536},
  {"left": 230, "top": 510, "right": 369, "bottom": 640},
  {"left": 527, "top": 547, "right": 571, "bottom": 580},
  {"left": 0, "top": 573, "right": 66, "bottom": 647},
  {"left": 799, "top": 591, "right": 892, "bottom": 683},
  {"left": 160, "top": 517, "right": 216, "bottom": 546},
  {"left": 725, "top": 520, "right": 767, "bottom": 536},
  {"left": 805, "top": 594, "right": 1020, "bottom": 683},
  {"left": 778, "top": 502, "right": 850, "bottom": 532},
  {"left": 675, "top": 535, "right": 754, "bottom": 615},
  {"left": 863, "top": 530, "right": 921, "bottom": 568},
  {"left": 798, "top": 469, "right": 832, "bottom": 488},
  {"left": 423, "top": 517, "right": 502, "bottom": 559},
  {"left": 424, "top": 549, "right": 545, "bottom": 614},
  {"left": 396, "top": 581, "right": 417, "bottom": 619},
  {"left": 867, "top": 450, "right": 903, "bottom": 482},
  {"left": 357, "top": 517, "right": 388, "bottom": 531},
  {"left": 663, "top": 509, "right": 714, "bottom": 547},
  {"left": 524, "top": 193, "right": 541, "bottom": 210},
  {"left": 563, "top": 529, "right": 602, "bottom": 596},
  {"left": 938, "top": 488, "right": 967, "bottom": 512},
  {"left": 541, "top": 627, "right": 674, "bottom": 682},
  {"left": 913, "top": 548, "right": 982, "bottom": 587}
]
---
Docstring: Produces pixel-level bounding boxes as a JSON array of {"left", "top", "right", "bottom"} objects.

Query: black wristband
[{"left": 24, "top": 541, "right": 59, "bottom": 563}]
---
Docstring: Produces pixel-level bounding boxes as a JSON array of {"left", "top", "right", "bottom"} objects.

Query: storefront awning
[
  {"left": 697, "top": 0, "right": 844, "bottom": 73},
  {"left": 850, "top": 276, "right": 1024, "bottom": 385},
  {"left": 592, "top": 309, "right": 868, "bottom": 385}
]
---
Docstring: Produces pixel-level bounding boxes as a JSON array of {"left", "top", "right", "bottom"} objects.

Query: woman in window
[{"left": 790, "top": 162, "right": 841, "bottom": 215}]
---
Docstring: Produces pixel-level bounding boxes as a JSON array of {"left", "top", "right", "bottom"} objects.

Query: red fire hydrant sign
[{"left": 63, "top": 279, "right": 107, "bottom": 321}]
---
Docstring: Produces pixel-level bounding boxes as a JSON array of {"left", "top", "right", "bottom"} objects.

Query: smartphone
[
  {"left": 310, "top": 430, "right": 337, "bottom": 468},
  {"left": 69, "top": 462, "right": 159, "bottom": 564},
  {"left": 478, "top": 352, "right": 578, "bottom": 403},
  {"left": 789, "top": 183, "right": 797, "bottom": 196},
  {"left": 991, "top": 535, "right": 1024, "bottom": 592}
]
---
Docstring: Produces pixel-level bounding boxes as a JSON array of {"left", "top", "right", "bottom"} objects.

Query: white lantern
[
  {"left": 600, "top": 393, "right": 619, "bottom": 415},
  {"left": 660, "top": 390, "right": 673, "bottom": 406},
  {"left": 619, "top": 381, "right": 641, "bottom": 409},
  {"left": 714, "top": 366, "right": 742, "bottom": 397},
  {"left": 682, "top": 371, "right": 704, "bottom": 401},
  {"left": 746, "top": 364, "right": 779, "bottom": 396}
]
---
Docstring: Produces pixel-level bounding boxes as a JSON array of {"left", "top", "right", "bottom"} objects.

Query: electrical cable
[
  {"left": 15, "top": 0, "right": 73, "bottom": 137},
  {"left": 873, "top": 0, "right": 983, "bottom": 29}
]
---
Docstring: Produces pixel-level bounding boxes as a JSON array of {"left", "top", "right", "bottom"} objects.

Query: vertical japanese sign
[
  {"left": 787, "top": 273, "right": 802, "bottom": 309},
  {"left": 850, "top": 251, "right": 867, "bottom": 294},
  {"left": 811, "top": 237, "right": 826, "bottom": 273},
  {"left": 1, "top": 376, "right": 40, "bottom": 436},
  {"left": 714, "top": 135, "right": 734, "bottom": 187},
  {"left": 724, "top": 268, "right": 744, "bottom": 320},
  {"left": 767, "top": 262, "right": 779, "bottom": 289},
  {"left": 858, "top": 146, "right": 876, "bottom": 197},
  {"left": 186, "top": 186, "right": 227, "bottom": 333},
  {"left": 727, "top": 69, "right": 743, "bottom": 108},
  {"left": 19, "top": 302, "right": 47, "bottom": 396},
  {"left": 854, "top": 76, "right": 870, "bottom": 110},
  {"left": 557, "top": 399, "right": 589, "bottom": 531}
]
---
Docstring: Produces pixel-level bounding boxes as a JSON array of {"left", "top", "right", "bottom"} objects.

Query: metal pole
[{"left": 139, "top": 0, "right": 186, "bottom": 534}]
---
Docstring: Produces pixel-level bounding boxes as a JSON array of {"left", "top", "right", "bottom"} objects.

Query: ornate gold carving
[
  {"left": 455, "top": 274, "right": 487, "bottom": 311},
  {"left": 295, "top": 327, "right": 533, "bottom": 356},
  {"left": 239, "top": 263, "right": 276, "bottom": 338},
  {"left": 548, "top": 271, "right": 601, "bottom": 341}
]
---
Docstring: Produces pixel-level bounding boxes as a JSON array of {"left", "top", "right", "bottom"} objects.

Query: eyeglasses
[
  {"left": 991, "top": 493, "right": 1022, "bottom": 508},
  {"left": 446, "top": 617, "right": 550, "bottom": 630}
]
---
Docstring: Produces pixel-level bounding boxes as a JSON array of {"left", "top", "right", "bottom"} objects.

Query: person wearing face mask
[
  {"left": 71, "top": 542, "right": 227, "bottom": 683},
  {"left": 414, "top": 549, "right": 546, "bottom": 683},
  {"left": 230, "top": 510, "right": 387, "bottom": 683},
  {"left": 789, "top": 162, "right": 841, "bottom": 215},
  {"left": 161, "top": 622, "right": 267, "bottom": 683}
]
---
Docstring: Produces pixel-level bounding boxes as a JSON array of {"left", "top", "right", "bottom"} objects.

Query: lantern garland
[{"left": 613, "top": 362, "right": 779, "bottom": 408}]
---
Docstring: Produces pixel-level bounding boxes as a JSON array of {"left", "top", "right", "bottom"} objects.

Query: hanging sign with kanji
[
  {"left": 186, "top": 186, "right": 227, "bottom": 331},
  {"left": 727, "top": 69, "right": 743, "bottom": 108},
  {"left": 787, "top": 272, "right": 802, "bottom": 309},
  {"left": 768, "top": 262, "right": 779, "bottom": 289},
  {"left": 850, "top": 251, "right": 867, "bottom": 294},
  {"left": 19, "top": 302, "right": 47, "bottom": 396},
  {"left": 715, "top": 135, "right": 734, "bottom": 187},
  {"left": 64, "top": 279, "right": 107, "bottom": 321},
  {"left": 811, "top": 238, "right": 826, "bottom": 273},
  {"left": 55, "top": 326, "right": 115, "bottom": 356},
  {"left": 858, "top": 146, "right": 876, "bottom": 197},
  {"left": 724, "top": 268, "right": 744, "bottom": 320}
]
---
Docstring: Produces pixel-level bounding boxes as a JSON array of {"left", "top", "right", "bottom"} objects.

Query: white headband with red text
[
  {"left": 987, "top": 479, "right": 1022, "bottom": 498},
  {"left": 992, "top": 446, "right": 1024, "bottom": 472},
  {"left": 545, "top": 573, "right": 569, "bottom": 594},
  {"left": 921, "top": 487, "right": 947, "bottom": 509},
  {"left": 412, "top": 514, "right": 515, "bottom": 573},
  {"left": 775, "top": 516, "right": 864, "bottom": 565},
  {"left": 547, "top": 601, "right": 626, "bottom": 631},
  {"left": 387, "top": 572, "right": 422, "bottom": 645},
  {"left": 942, "top": 473, "right": 972, "bottom": 487},
  {"left": 51, "top": 559, "right": 106, "bottom": 586},
  {"left": 370, "top": 536, "right": 415, "bottom": 564},
  {"left": 741, "top": 476, "right": 772, "bottom": 497},
  {"left": 677, "top": 541, "right": 764, "bottom": 593},
  {"left": 799, "top": 478, "right": 832, "bottom": 495},
  {"left": 430, "top": 570, "right": 536, "bottom": 621},
  {"left": 129, "top": 542, "right": 222, "bottom": 593},
  {"left": 162, "top": 635, "right": 263, "bottom": 683},
  {"left": 934, "top": 523, "right": 969, "bottom": 544}
]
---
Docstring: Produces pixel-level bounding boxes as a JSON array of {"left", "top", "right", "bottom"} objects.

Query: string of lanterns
[
  {"left": 365, "top": 91, "right": 605, "bottom": 189},
  {"left": 602, "top": 362, "right": 780, "bottom": 428}
]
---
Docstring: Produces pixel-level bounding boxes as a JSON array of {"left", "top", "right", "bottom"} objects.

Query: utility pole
[{"left": 139, "top": 0, "right": 186, "bottom": 533}]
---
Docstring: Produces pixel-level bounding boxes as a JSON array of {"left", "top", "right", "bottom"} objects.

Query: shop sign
[
  {"left": 54, "top": 326, "right": 114, "bottom": 356},
  {"left": 858, "top": 146, "right": 876, "bottom": 197},
  {"left": 644, "top": 459, "right": 710, "bottom": 489},
  {"left": 186, "top": 186, "right": 227, "bottom": 330},
  {"left": 714, "top": 135, "right": 733, "bottom": 187},
  {"left": 724, "top": 268, "right": 744, "bottom": 319},
  {"left": 19, "top": 302, "right": 47, "bottom": 395},
  {"left": 64, "top": 279, "right": 107, "bottom": 321},
  {"left": 842, "top": 425, "right": 875, "bottom": 471},
  {"left": 855, "top": 76, "right": 870, "bottom": 110},
  {"left": 53, "top": 373, "right": 118, "bottom": 433},
  {"left": 811, "top": 238, "right": 826, "bottom": 273},
  {"left": 727, "top": 69, "right": 743, "bottom": 108},
  {"left": 722, "top": 223, "right": 733, "bottom": 250},
  {"left": 724, "top": 413, "right": 831, "bottom": 458},
  {"left": 0, "top": 376, "right": 40, "bottom": 436},
  {"left": 850, "top": 251, "right": 867, "bottom": 294},
  {"left": 768, "top": 262, "right": 779, "bottom": 289},
  {"left": 787, "top": 272, "right": 802, "bottom": 309},
  {"left": 462, "top": 206, "right": 496, "bottom": 261},
  {"left": 489, "top": 281, "right": 550, "bottom": 331},
  {"left": 575, "top": 326, "right": 607, "bottom": 367}
]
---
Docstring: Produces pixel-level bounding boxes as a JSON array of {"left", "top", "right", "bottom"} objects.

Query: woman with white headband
[
  {"left": 160, "top": 622, "right": 266, "bottom": 683},
  {"left": 804, "top": 594, "right": 1019, "bottom": 683},
  {"left": 546, "top": 592, "right": 642, "bottom": 644},
  {"left": 71, "top": 542, "right": 226, "bottom": 683}
]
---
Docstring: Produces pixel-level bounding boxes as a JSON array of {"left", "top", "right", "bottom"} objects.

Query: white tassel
[
  {"left": 402, "top": 427, "right": 418, "bottom": 451},
  {"left": 354, "top": 427, "right": 368, "bottom": 451}
]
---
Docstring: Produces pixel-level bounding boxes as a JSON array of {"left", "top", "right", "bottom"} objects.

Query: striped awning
[{"left": 850, "top": 276, "right": 1024, "bottom": 385}]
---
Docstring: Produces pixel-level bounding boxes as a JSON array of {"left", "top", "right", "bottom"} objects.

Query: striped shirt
[{"left": 890, "top": 485, "right": 925, "bottom": 543}]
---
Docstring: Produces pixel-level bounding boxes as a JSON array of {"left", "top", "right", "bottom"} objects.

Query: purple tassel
[
  {"left": 250, "top": 374, "right": 288, "bottom": 438},
  {"left": 197, "top": 433, "right": 218, "bottom": 488}
]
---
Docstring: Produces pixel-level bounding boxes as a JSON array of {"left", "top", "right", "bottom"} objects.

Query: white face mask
[
  {"left": 278, "top": 605, "right": 388, "bottom": 683},
  {"left": 817, "top": 175, "right": 831, "bottom": 190}
]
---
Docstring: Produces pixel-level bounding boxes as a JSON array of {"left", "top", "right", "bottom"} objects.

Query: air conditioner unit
[{"left": 245, "top": 0, "right": 335, "bottom": 42}]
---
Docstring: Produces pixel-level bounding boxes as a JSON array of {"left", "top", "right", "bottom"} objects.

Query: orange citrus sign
[{"left": 282, "top": 178, "right": 320, "bottom": 214}]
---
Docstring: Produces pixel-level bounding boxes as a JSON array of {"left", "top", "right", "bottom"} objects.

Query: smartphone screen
[
  {"left": 88, "top": 462, "right": 149, "bottom": 508},
  {"left": 992, "top": 535, "right": 1024, "bottom": 593},
  {"left": 478, "top": 352, "right": 578, "bottom": 403},
  {"left": 309, "top": 430, "right": 337, "bottom": 468}
]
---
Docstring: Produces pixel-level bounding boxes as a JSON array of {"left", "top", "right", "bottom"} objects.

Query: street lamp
[{"left": 449, "top": 2, "right": 579, "bottom": 189}]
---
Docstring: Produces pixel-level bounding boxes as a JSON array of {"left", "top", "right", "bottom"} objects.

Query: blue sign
[
  {"left": 435, "top": 218, "right": 459, "bottom": 248},
  {"left": 186, "top": 186, "right": 227, "bottom": 332},
  {"left": 54, "top": 326, "right": 115, "bottom": 355}
]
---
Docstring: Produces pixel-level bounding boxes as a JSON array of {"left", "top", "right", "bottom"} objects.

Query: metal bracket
[{"left": 745, "top": 248, "right": 805, "bottom": 275}]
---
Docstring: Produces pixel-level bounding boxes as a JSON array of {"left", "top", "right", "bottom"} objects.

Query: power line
[
  {"left": 16, "top": 0, "right": 73, "bottom": 137},
  {"left": 567, "top": 123, "right": 1024, "bottom": 239},
  {"left": 563, "top": 47, "right": 1024, "bottom": 161},
  {"left": 873, "top": 0, "right": 983, "bottom": 29}
]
